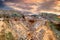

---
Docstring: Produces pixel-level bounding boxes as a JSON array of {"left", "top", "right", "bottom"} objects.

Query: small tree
[{"left": 5, "top": 32, "right": 15, "bottom": 40}]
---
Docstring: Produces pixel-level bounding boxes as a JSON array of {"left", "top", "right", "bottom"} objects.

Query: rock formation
[{"left": 0, "top": 10, "right": 60, "bottom": 40}]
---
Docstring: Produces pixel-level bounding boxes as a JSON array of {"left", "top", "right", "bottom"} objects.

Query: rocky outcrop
[{"left": 0, "top": 10, "right": 60, "bottom": 40}]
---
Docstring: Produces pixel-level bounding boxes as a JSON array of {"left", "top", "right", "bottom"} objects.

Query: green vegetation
[
  {"left": 11, "top": 13, "right": 23, "bottom": 18},
  {"left": 0, "top": 10, "right": 24, "bottom": 18},
  {"left": 49, "top": 22, "right": 60, "bottom": 40},
  {"left": 0, "top": 30, "right": 15, "bottom": 40},
  {"left": 5, "top": 32, "right": 15, "bottom": 40},
  {"left": 39, "top": 13, "right": 60, "bottom": 24}
]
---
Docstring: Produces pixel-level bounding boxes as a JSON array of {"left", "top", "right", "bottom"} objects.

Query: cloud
[{"left": 37, "top": 0, "right": 55, "bottom": 10}]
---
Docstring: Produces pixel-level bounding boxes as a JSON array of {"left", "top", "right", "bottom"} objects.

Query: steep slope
[{"left": 0, "top": 10, "right": 60, "bottom": 40}]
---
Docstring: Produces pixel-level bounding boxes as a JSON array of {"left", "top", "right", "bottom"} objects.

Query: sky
[{"left": 0, "top": 0, "right": 60, "bottom": 15}]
